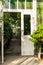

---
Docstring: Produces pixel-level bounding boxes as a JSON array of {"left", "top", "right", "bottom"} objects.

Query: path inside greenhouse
[
  {"left": 2, "top": 56, "right": 39, "bottom": 65},
  {"left": 3, "top": 33, "right": 39, "bottom": 65},
  {"left": 4, "top": 33, "right": 21, "bottom": 55}
]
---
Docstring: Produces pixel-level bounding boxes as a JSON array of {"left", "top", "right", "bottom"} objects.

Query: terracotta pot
[{"left": 40, "top": 38, "right": 43, "bottom": 42}]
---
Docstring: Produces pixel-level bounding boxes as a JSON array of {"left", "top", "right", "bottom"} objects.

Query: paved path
[
  {"left": 0, "top": 56, "right": 39, "bottom": 65},
  {"left": 5, "top": 34, "right": 21, "bottom": 55},
  {"left": 38, "top": 60, "right": 43, "bottom": 65}
]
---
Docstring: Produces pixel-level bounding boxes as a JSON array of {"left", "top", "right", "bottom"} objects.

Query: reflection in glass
[
  {"left": 10, "top": 0, "right": 17, "bottom": 9},
  {"left": 18, "top": 0, "right": 25, "bottom": 9},
  {"left": 4, "top": 0, "right": 9, "bottom": 8},
  {"left": 26, "top": 0, "right": 32, "bottom": 9},
  {"left": 24, "top": 15, "right": 31, "bottom": 35},
  {"left": 37, "top": 2, "right": 43, "bottom": 24}
]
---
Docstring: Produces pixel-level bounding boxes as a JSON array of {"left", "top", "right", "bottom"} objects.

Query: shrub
[
  {"left": 30, "top": 24, "right": 43, "bottom": 51},
  {"left": 4, "top": 22, "right": 12, "bottom": 43}
]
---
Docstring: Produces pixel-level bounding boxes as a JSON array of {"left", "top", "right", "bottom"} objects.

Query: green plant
[
  {"left": 0, "top": 0, "right": 4, "bottom": 4},
  {"left": 30, "top": 24, "right": 43, "bottom": 51},
  {"left": 4, "top": 22, "right": 12, "bottom": 42}
]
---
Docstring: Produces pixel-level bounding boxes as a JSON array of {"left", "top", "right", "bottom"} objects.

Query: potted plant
[{"left": 30, "top": 24, "right": 43, "bottom": 59}]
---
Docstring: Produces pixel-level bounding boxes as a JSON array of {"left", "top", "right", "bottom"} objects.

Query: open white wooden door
[{"left": 21, "top": 11, "right": 34, "bottom": 55}]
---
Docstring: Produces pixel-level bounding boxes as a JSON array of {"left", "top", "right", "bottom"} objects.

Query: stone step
[
  {"left": 5, "top": 34, "right": 21, "bottom": 55},
  {"left": 11, "top": 38, "right": 18, "bottom": 41},
  {"left": 5, "top": 50, "right": 21, "bottom": 55},
  {"left": 10, "top": 41, "right": 20, "bottom": 45},
  {"left": 10, "top": 39, "right": 21, "bottom": 44},
  {"left": 5, "top": 45, "right": 21, "bottom": 55}
]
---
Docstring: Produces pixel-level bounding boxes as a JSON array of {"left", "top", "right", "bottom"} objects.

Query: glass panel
[
  {"left": 10, "top": 0, "right": 17, "bottom": 9},
  {"left": 18, "top": 0, "right": 25, "bottom": 9},
  {"left": 0, "top": 23, "right": 2, "bottom": 63},
  {"left": 37, "top": 0, "right": 43, "bottom": 2},
  {"left": 26, "top": 0, "right": 32, "bottom": 9},
  {"left": 24, "top": 15, "right": 31, "bottom": 35},
  {"left": 4, "top": 0, "right": 9, "bottom": 8},
  {"left": 37, "top": 1, "right": 43, "bottom": 25}
]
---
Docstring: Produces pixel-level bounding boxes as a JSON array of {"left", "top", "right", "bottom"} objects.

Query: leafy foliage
[
  {"left": 3, "top": 12, "right": 12, "bottom": 43},
  {"left": 4, "top": 22, "right": 12, "bottom": 41},
  {"left": 4, "top": 12, "right": 21, "bottom": 41},
  {"left": 30, "top": 24, "right": 43, "bottom": 50}
]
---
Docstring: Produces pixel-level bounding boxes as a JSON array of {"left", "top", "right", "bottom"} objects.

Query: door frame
[
  {"left": 3, "top": 9, "right": 22, "bottom": 64},
  {"left": 2, "top": 9, "right": 33, "bottom": 63}
]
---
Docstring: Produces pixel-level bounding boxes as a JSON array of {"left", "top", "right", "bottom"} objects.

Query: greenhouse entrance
[
  {"left": 3, "top": 10, "right": 34, "bottom": 57},
  {"left": 4, "top": 12, "right": 21, "bottom": 56},
  {"left": 2, "top": 8, "right": 35, "bottom": 63}
]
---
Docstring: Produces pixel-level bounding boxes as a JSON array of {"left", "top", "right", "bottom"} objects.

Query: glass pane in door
[{"left": 24, "top": 15, "right": 31, "bottom": 35}]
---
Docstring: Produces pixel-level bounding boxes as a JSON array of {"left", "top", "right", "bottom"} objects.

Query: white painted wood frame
[{"left": 2, "top": 0, "right": 37, "bottom": 63}]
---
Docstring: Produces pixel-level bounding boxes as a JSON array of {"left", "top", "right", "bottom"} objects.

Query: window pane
[
  {"left": 0, "top": 23, "right": 2, "bottom": 63},
  {"left": 26, "top": 0, "right": 32, "bottom": 9},
  {"left": 18, "top": 0, "right": 25, "bottom": 9},
  {"left": 24, "top": 15, "right": 31, "bottom": 35},
  {"left": 4, "top": 0, "right": 9, "bottom": 8},
  {"left": 10, "top": 0, "right": 17, "bottom": 9},
  {"left": 37, "top": 0, "right": 43, "bottom": 2},
  {"left": 37, "top": 2, "right": 43, "bottom": 25}
]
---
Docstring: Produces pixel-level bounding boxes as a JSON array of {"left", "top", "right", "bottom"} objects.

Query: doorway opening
[{"left": 3, "top": 12, "right": 21, "bottom": 57}]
